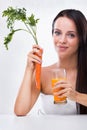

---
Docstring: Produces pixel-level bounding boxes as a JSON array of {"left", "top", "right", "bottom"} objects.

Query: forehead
[{"left": 54, "top": 17, "right": 77, "bottom": 32}]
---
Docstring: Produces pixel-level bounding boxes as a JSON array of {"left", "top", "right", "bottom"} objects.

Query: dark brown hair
[{"left": 52, "top": 9, "right": 87, "bottom": 114}]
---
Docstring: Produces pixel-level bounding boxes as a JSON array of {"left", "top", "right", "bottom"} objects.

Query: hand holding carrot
[{"left": 27, "top": 45, "right": 43, "bottom": 89}]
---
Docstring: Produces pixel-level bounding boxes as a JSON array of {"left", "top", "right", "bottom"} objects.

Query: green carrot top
[{"left": 2, "top": 6, "right": 39, "bottom": 49}]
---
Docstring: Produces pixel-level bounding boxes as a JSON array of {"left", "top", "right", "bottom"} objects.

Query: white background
[{"left": 0, "top": 0, "right": 87, "bottom": 114}]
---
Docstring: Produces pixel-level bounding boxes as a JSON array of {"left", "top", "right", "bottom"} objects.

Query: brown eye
[
  {"left": 67, "top": 33, "right": 75, "bottom": 38},
  {"left": 54, "top": 31, "right": 61, "bottom": 36}
]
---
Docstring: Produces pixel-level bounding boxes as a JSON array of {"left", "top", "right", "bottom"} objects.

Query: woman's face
[{"left": 53, "top": 17, "right": 79, "bottom": 59}]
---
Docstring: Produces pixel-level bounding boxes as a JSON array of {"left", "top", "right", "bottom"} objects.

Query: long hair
[{"left": 52, "top": 9, "right": 87, "bottom": 114}]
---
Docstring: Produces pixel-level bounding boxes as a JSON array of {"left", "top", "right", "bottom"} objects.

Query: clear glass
[{"left": 51, "top": 68, "right": 67, "bottom": 104}]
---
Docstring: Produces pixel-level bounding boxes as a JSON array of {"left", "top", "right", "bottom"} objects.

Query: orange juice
[{"left": 52, "top": 78, "right": 67, "bottom": 104}]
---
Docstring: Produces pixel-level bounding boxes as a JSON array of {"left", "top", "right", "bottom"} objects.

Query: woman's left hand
[{"left": 53, "top": 80, "right": 78, "bottom": 101}]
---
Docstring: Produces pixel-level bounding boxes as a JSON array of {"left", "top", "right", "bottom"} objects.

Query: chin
[{"left": 58, "top": 54, "right": 67, "bottom": 59}]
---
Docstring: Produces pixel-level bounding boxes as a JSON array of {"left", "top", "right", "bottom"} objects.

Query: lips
[{"left": 57, "top": 45, "right": 68, "bottom": 51}]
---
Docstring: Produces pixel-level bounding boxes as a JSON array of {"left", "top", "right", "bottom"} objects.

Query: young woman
[{"left": 14, "top": 9, "right": 87, "bottom": 115}]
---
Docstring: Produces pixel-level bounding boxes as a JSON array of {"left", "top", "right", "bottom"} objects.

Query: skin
[{"left": 14, "top": 16, "right": 87, "bottom": 116}]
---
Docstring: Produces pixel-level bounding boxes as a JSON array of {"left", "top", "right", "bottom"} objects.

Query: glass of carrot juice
[{"left": 51, "top": 68, "right": 67, "bottom": 104}]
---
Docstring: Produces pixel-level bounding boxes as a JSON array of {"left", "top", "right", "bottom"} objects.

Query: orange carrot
[{"left": 35, "top": 48, "right": 43, "bottom": 90}]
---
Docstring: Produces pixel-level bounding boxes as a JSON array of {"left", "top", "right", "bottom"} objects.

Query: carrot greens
[
  {"left": 2, "top": 6, "right": 39, "bottom": 49},
  {"left": 2, "top": 6, "right": 42, "bottom": 90}
]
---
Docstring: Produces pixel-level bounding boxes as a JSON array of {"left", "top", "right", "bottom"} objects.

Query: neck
[{"left": 56, "top": 56, "right": 78, "bottom": 71}]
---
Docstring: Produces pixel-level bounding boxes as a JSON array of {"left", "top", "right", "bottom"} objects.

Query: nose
[{"left": 59, "top": 35, "right": 66, "bottom": 44}]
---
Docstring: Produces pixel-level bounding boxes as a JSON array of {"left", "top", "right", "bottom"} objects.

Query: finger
[
  {"left": 57, "top": 88, "right": 68, "bottom": 95},
  {"left": 28, "top": 53, "right": 42, "bottom": 64},
  {"left": 32, "top": 44, "right": 42, "bottom": 50},
  {"left": 53, "top": 83, "right": 68, "bottom": 90},
  {"left": 53, "top": 87, "right": 71, "bottom": 96},
  {"left": 33, "top": 45, "right": 43, "bottom": 54},
  {"left": 27, "top": 50, "right": 34, "bottom": 57},
  {"left": 58, "top": 88, "right": 73, "bottom": 99},
  {"left": 55, "top": 80, "right": 67, "bottom": 86},
  {"left": 32, "top": 48, "right": 43, "bottom": 57}
]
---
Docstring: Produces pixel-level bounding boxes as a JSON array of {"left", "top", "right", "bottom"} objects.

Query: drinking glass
[{"left": 51, "top": 68, "right": 67, "bottom": 104}]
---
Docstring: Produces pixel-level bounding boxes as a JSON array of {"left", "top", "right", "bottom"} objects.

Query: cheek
[
  {"left": 71, "top": 40, "right": 79, "bottom": 47},
  {"left": 69, "top": 38, "right": 79, "bottom": 47},
  {"left": 53, "top": 36, "right": 58, "bottom": 44},
  {"left": 70, "top": 42, "right": 79, "bottom": 53}
]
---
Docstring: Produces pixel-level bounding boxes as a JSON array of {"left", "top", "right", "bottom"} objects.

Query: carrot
[{"left": 35, "top": 48, "right": 43, "bottom": 90}]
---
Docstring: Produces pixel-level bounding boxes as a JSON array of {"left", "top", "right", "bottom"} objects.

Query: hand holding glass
[{"left": 51, "top": 68, "right": 67, "bottom": 104}]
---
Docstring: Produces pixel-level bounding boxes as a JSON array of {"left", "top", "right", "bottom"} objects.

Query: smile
[{"left": 57, "top": 45, "right": 68, "bottom": 52}]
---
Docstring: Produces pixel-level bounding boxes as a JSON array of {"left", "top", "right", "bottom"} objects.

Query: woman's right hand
[
  {"left": 27, "top": 44, "right": 43, "bottom": 71},
  {"left": 14, "top": 44, "right": 43, "bottom": 116}
]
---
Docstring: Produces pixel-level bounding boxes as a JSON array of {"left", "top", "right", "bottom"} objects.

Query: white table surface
[{"left": 0, "top": 114, "right": 87, "bottom": 130}]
